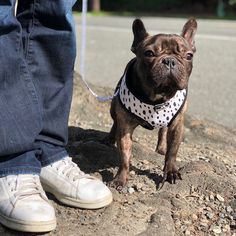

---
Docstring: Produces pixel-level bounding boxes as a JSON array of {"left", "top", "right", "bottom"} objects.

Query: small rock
[
  {"left": 198, "top": 199, "right": 203, "bottom": 205},
  {"left": 141, "top": 186, "right": 148, "bottom": 191},
  {"left": 219, "top": 213, "right": 225, "bottom": 219},
  {"left": 217, "top": 218, "right": 226, "bottom": 225},
  {"left": 175, "top": 219, "right": 181, "bottom": 227},
  {"left": 134, "top": 183, "right": 143, "bottom": 191},
  {"left": 209, "top": 194, "right": 215, "bottom": 202},
  {"left": 199, "top": 156, "right": 209, "bottom": 162},
  {"left": 206, "top": 212, "right": 214, "bottom": 219},
  {"left": 185, "top": 229, "right": 191, "bottom": 236},
  {"left": 176, "top": 194, "right": 181, "bottom": 198},
  {"left": 130, "top": 170, "right": 135, "bottom": 176},
  {"left": 200, "top": 221, "right": 209, "bottom": 228},
  {"left": 127, "top": 187, "right": 135, "bottom": 194},
  {"left": 180, "top": 225, "right": 187, "bottom": 232},
  {"left": 183, "top": 220, "right": 192, "bottom": 225},
  {"left": 204, "top": 195, "right": 210, "bottom": 202},
  {"left": 190, "top": 186, "right": 195, "bottom": 194},
  {"left": 205, "top": 206, "right": 212, "bottom": 212},
  {"left": 141, "top": 160, "right": 149, "bottom": 165},
  {"left": 212, "top": 226, "right": 221, "bottom": 234},
  {"left": 227, "top": 215, "right": 233, "bottom": 220},
  {"left": 223, "top": 224, "right": 230, "bottom": 232},
  {"left": 192, "top": 214, "right": 198, "bottom": 221},
  {"left": 216, "top": 194, "right": 225, "bottom": 202},
  {"left": 226, "top": 205, "right": 233, "bottom": 213}
]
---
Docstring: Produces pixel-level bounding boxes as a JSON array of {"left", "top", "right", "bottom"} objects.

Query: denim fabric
[{"left": 0, "top": 0, "right": 76, "bottom": 176}]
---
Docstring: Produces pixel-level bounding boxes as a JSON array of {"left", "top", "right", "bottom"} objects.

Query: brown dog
[{"left": 107, "top": 18, "right": 197, "bottom": 190}]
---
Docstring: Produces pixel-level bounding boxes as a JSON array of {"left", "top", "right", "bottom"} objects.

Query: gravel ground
[{"left": 1, "top": 74, "right": 235, "bottom": 236}]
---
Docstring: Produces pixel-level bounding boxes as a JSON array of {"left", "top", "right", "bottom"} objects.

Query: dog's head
[{"left": 131, "top": 19, "right": 197, "bottom": 94}]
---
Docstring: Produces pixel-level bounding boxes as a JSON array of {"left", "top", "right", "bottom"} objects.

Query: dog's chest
[{"left": 118, "top": 74, "right": 187, "bottom": 129}]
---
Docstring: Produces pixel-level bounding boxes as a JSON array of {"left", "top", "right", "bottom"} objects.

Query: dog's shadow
[
  {"left": 67, "top": 126, "right": 164, "bottom": 189},
  {"left": 67, "top": 126, "right": 119, "bottom": 183}
]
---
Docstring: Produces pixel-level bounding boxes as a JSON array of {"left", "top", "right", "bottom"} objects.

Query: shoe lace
[
  {"left": 52, "top": 157, "right": 95, "bottom": 182},
  {"left": 7, "top": 175, "right": 47, "bottom": 203}
]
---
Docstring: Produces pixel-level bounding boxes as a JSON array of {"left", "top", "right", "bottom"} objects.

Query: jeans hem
[
  {"left": 40, "top": 150, "right": 68, "bottom": 167},
  {"left": 0, "top": 167, "right": 41, "bottom": 177}
]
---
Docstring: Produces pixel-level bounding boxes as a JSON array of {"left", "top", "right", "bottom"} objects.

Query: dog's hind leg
[{"left": 156, "top": 127, "right": 167, "bottom": 155}]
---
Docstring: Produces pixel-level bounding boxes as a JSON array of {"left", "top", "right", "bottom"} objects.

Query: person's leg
[
  {"left": 17, "top": 0, "right": 113, "bottom": 209},
  {"left": 17, "top": 0, "right": 76, "bottom": 165},
  {"left": 0, "top": 0, "right": 41, "bottom": 177},
  {"left": 0, "top": 0, "right": 56, "bottom": 232}
]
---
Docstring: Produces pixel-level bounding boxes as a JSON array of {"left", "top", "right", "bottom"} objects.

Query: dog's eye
[
  {"left": 144, "top": 50, "right": 155, "bottom": 57},
  {"left": 186, "top": 52, "right": 193, "bottom": 61}
]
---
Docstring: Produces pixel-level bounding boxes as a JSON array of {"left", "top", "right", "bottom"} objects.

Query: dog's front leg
[
  {"left": 112, "top": 126, "right": 135, "bottom": 191},
  {"left": 162, "top": 111, "right": 186, "bottom": 185}
]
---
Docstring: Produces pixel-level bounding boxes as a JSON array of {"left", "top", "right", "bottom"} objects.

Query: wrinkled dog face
[{"left": 131, "top": 19, "right": 197, "bottom": 92}]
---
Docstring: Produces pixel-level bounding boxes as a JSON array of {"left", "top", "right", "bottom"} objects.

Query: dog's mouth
[
  {"left": 150, "top": 65, "right": 188, "bottom": 91},
  {"left": 167, "top": 71, "right": 188, "bottom": 90}
]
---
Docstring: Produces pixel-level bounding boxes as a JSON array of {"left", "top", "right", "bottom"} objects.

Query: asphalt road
[{"left": 74, "top": 16, "right": 236, "bottom": 129}]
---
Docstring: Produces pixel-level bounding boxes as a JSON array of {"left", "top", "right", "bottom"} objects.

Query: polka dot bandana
[{"left": 118, "top": 74, "right": 187, "bottom": 128}]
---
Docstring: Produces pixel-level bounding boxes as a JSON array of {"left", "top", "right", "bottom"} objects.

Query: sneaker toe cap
[
  {"left": 12, "top": 198, "right": 55, "bottom": 222},
  {"left": 78, "top": 179, "right": 112, "bottom": 202}
]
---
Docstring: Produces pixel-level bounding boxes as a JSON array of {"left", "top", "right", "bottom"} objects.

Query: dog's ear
[
  {"left": 131, "top": 19, "right": 149, "bottom": 54},
  {"left": 181, "top": 18, "right": 197, "bottom": 52}
]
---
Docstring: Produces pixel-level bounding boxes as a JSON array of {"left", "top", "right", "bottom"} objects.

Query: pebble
[
  {"left": 135, "top": 183, "right": 143, "bottom": 191},
  {"left": 127, "top": 187, "right": 135, "bottom": 194},
  {"left": 223, "top": 224, "right": 230, "bottom": 232},
  {"left": 226, "top": 206, "right": 233, "bottom": 213},
  {"left": 176, "top": 193, "right": 181, "bottom": 198},
  {"left": 209, "top": 194, "right": 215, "bottom": 202},
  {"left": 130, "top": 170, "right": 135, "bottom": 176},
  {"left": 219, "top": 213, "right": 225, "bottom": 219},
  {"left": 175, "top": 219, "right": 181, "bottom": 227},
  {"left": 198, "top": 199, "right": 203, "bottom": 205},
  {"left": 141, "top": 160, "right": 149, "bottom": 165},
  {"left": 180, "top": 225, "right": 187, "bottom": 232},
  {"left": 204, "top": 195, "right": 210, "bottom": 202},
  {"left": 212, "top": 226, "right": 221, "bottom": 234},
  {"left": 216, "top": 194, "right": 224, "bottom": 202},
  {"left": 192, "top": 214, "right": 198, "bottom": 220},
  {"left": 185, "top": 229, "right": 191, "bottom": 235},
  {"left": 199, "top": 156, "right": 209, "bottom": 162},
  {"left": 206, "top": 212, "right": 214, "bottom": 219},
  {"left": 200, "top": 221, "right": 208, "bottom": 228}
]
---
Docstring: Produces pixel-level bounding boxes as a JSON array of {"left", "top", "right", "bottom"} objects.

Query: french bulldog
[{"left": 107, "top": 18, "right": 197, "bottom": 190}]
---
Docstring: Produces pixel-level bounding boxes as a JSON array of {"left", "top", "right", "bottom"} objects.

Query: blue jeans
[{"left": 0, "top": 0, "right": 76, "bottom": 176}]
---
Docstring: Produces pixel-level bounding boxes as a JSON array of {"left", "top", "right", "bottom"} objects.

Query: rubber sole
[
  {"left": 0, "top": 213, "right": 56, "bottom": 233},
  {"left": 42, "top": 183, "right": 113, "bottom": 209}
]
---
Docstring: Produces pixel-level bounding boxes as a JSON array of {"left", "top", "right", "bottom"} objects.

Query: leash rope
[{"left": 80, "top": 0, "right": 117, "bottom": 101}]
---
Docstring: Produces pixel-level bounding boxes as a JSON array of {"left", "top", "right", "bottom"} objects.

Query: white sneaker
[
  {"left": 40, "top": 157, "right": 113, "bottom": 209},
  {"left": 0, "top": 174, "right": 56, "bottom": 232}
]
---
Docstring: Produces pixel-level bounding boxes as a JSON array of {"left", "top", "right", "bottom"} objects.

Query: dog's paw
[
  {"left": 155, "top": 145, "right": 167, "bottom": 155},
  {"left": 164, "top": 169, "right": 182, "bottom": 184},
  {"left": 109, "top": 176, "right": 127, "bottom": 192},
  {"left": 158, "top": 163, "right": 182, "bottom": 190}
]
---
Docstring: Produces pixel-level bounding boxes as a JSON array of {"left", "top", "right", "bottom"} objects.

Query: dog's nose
[{"left": 162, "top": 58, "right": 176, "bottom": 69}]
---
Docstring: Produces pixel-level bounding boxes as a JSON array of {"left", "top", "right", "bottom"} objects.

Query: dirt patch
[{"left": 1, "top": 73, "right": 235, "bottom": 236}]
